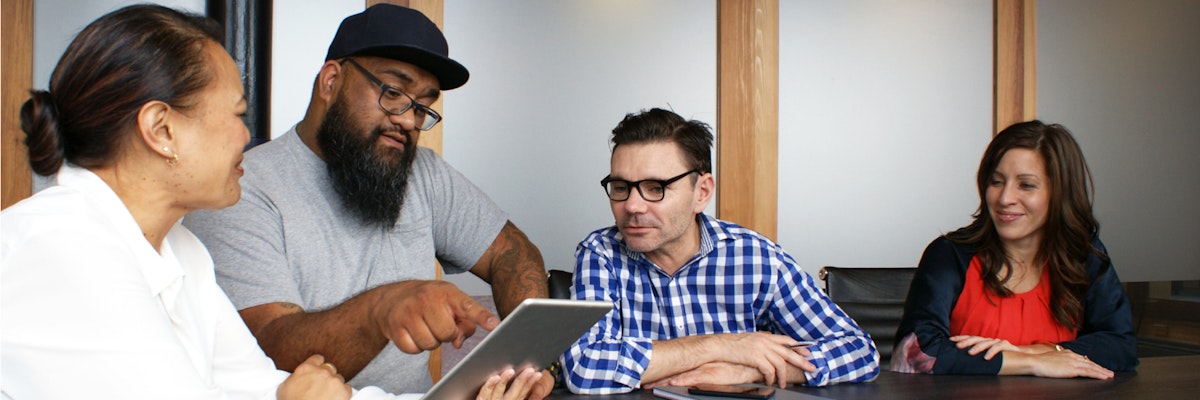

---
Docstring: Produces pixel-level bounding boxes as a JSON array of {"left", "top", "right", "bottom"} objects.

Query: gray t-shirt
[{"left": 184, "top": 128, "right": 507, "bottom": 393}]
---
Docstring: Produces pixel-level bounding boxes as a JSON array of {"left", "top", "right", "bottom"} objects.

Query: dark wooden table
[{"left": 546, "top": 355, "right": 1200, "bottom": 399}]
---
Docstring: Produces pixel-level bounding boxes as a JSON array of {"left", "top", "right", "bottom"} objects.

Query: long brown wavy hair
[{"left": 948, "top": 120, "right": 1110, "bottom": 330}]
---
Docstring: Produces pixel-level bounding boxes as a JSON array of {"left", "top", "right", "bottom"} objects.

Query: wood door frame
[
  {"left": 2, "top": 0, "right": 33, "bottom": 210},
  {"left": 994, "top": 0, "right": 1038, "bottom": 134},
  {"left": 716, "top": 0, "right": 780, "bottom": 240}
]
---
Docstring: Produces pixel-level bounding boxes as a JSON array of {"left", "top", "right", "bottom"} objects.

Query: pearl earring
[{"left": 163, "top": 147, "right": 179, "bottom": 167}]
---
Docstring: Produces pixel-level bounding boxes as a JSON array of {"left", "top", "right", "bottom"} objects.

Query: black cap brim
[{"left": 353, "top": 46, "right": 469, "bottom": 90}]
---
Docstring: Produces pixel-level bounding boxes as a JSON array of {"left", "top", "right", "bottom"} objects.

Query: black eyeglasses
[
  {"left": 600, "top": 170, "right": 699, "bottom": 202},
  {"left": 341, "top": 58, "right": 442, "bottom": 131}
]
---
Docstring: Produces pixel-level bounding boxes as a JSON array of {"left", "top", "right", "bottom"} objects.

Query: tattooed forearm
[{"left": 488, "top": 221, "right": 549, "bottom": 317}]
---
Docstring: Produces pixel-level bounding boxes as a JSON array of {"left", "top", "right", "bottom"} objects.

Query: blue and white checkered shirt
[{"left": 561, "top": 214, "right": 879, "bottom": 394}]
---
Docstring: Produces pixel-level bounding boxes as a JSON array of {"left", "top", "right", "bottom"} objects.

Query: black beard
[{"left": 316, "top": 99, "right": 417, "bottom": 228}]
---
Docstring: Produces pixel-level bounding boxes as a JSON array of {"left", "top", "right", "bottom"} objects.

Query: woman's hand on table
[
  {"left": 951, "top": 335, "right": 1021, "bottom": 360},
  {"left": 1027, "top": 350, "right": 1115, "bottom": 379}
]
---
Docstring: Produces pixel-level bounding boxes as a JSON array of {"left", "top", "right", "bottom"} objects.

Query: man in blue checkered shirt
[{"left": 560, "top": 108, "right": 879, "bottom": 394}]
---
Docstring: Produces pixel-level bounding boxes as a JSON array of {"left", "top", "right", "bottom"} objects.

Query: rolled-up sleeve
[
  {"left": 561, "top": 241, "right": 651, "bottom": 394},
  {"left": 768, "top": 250, "right": 879, "bottom": 385}
]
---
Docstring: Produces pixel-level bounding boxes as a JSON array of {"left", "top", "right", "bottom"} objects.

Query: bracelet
[
  {"left": 1035, "top": 340, "right": 1063, "bottom": 352},
  {"left": 546, "top": 361, "right": 564, "bottom": 388}
]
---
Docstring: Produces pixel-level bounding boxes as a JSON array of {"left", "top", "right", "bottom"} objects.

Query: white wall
[
  {"left": 31, "top": 0, "right": 205, "bottom": 192},
  {"left": 776, "top": 1, "right": 994, "bottom": 277},
  {"left": 32, "top": 0, "right": 205, "bottom": 90},
  {"left": 441, "top": 0, "right": 717, "bottom": 294},
  {"left": 269, "top": 0, "right": 363, "bottom": 137},
  {"left": 1038, "top": 0, "right": 1200, "bottom": 282}
]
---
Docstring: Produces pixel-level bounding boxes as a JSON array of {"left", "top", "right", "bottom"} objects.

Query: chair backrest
[
  {"left": 548, "top": 270, "right": 573, "bottom": 299},
  {"left": 819, "top": 266, "right": 916, "bottom": 363}
]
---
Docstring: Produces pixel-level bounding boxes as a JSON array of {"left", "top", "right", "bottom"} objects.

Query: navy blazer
[{"left": 894, "top": 236, "right": 1138, "bottom": 374}]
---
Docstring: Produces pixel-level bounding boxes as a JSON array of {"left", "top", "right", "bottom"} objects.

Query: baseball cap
[{"left": 325, "top": 4, "right": 469, "bottom": 90}]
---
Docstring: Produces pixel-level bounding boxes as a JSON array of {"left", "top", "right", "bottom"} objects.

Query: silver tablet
[{"left": 421, "top": 298, "right": 612, "bottom": 400}]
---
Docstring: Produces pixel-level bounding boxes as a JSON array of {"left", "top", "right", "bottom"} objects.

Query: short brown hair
[{"left": 610, "top": 108, "right": 713, "bottom": 174}]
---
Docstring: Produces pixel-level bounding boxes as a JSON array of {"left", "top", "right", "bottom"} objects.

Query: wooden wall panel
[
  {"left": 716, "top": 0, "right": 779, "bottom": 240},
  {"left": 2, "top": 0, "right": 33, "bottom": 209},
  {"left": 994, "top": 0, "right": 1037, "bottom": 134}
]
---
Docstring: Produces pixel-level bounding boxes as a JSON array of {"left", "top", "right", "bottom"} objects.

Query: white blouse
[{"left": 1, "top": 166, "right": 413, "bottom": 400}]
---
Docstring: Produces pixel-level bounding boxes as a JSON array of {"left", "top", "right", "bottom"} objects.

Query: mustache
[
  {"left": 621, "top": 215, "right": 658, "bottom": 227},
  {"left": 369, "top": 127, "right": 411, "bottom": 145}
]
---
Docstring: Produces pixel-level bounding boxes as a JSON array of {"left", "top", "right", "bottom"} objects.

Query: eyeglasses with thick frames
[
  {"left": 600, "top": 170, "right": 699, "bottom": 202},
  {"left": 341, "top": 58, "right": 442, "bottom": 131}
]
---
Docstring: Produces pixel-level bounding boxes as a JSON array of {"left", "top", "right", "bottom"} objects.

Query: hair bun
[{"left": 20, "top": 90, "right": 66, "bottom": 176}]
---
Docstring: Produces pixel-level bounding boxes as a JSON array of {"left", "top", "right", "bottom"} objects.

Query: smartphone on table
[{"left": 687, "top": 384, "right": 776, "bottom": 399}]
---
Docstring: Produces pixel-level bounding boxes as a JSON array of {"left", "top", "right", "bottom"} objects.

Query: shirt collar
[
  {"left": 55, "top": 164, "right": 185, "bottom": 295},
  {"left": 619, "top": 213, "right": 728, "bottom": 271}
]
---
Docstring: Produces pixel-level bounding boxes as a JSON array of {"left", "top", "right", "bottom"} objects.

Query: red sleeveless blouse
[{"left": 949, "top": 256, "right": 1076, "bottom": 345}]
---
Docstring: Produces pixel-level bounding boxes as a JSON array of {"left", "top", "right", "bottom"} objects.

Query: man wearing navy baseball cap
[{"left": 185, "top": 4, "right": 551, "bottom": 397}]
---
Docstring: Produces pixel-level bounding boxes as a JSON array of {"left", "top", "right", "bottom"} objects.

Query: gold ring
[
  {"left": 1054, "top": 344, "right": 1063, "bottom": 352},
  {"left": 323, "top": 362, "right": 338, "bottom": 375}
]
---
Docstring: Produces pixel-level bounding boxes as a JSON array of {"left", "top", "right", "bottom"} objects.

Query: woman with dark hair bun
[
  {"left": 3, "top": 5, "right": 408, "bottom": 400},
  {"left": 891, "top": 120, "right": 1138, "bottom": 379}
]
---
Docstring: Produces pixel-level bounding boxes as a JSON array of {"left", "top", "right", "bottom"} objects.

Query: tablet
[{"left": 421, "top": 298, "right": 612, "bottom": 399}]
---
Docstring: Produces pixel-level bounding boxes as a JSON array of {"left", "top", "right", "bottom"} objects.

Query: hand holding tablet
[{"left": 421, "top": 298, "right": 611, "bottom": 400}]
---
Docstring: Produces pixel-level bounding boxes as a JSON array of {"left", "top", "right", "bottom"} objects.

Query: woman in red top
[{"left": 893, "top": 121, "right": 1137, "bottom": 378}]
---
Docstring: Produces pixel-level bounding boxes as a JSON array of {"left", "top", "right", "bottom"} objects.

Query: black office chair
[
  {"left": 548, "top": 269, "right": 573, "bottom": 299},
  {"left": 819, "top": 266, "right": 916, "bottom": 363}
]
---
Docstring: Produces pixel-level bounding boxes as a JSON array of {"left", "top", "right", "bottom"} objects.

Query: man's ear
[
  {"left": 693, "top": 172, "right": 716, "bottom": 213},
  {"left": 136, "top": 100, "right": 175, "bottom": 158},
  {"left": 315, "top": 60, "right": 343, "bottom": 103}
]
